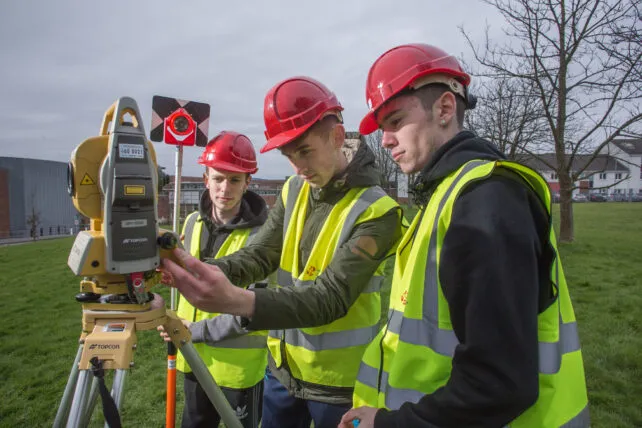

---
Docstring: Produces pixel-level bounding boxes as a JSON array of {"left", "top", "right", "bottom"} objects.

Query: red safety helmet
[
  {"left": 261, "top": 76, "right": 343, "bottom": 153},
  {"left": 197, "top": 131, "right": 258, "bottom": 174},
  {"left": 359, "top": 44, "right": 472, "bottom": 135}
]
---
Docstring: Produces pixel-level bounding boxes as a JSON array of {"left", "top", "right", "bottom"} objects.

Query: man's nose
[{"left": 381, "top": 130, "right": 396, "bottom": 149}]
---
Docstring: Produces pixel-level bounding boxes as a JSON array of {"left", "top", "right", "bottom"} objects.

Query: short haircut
[
  {"left": 204, "top": 166, "right": 250, "bottom": 179},
  {"left": 413, "top": 84, "right": 466, "bottom": 128},
  {"left": 306, "top": 114, "right": 341, "bottom": 141}
]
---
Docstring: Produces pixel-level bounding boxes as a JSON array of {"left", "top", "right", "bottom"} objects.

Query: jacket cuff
[
  {"left": 374, "top": 409, "right": 397, "bottom": 428},
  {"left": 244, "top": 288, "right": 271, "bottom": 330},
  {"left": 189, "top": 321, "right": 205, "bottom": 343}
]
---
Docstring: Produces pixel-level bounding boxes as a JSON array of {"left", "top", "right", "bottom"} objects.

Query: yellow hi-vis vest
[
  {"left": 353, "top": 160, "right": 590, "bottom": 427},
  {"left": 269, "top": 176, "right": 399, "bottom": 388},
  {"left": 176, "top": 211, "right": 268, "bottom": 389}
]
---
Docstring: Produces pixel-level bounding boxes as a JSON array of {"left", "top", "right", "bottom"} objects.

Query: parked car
[
  {"left": 572, "top": 194, "right": 588, "bottom": 202},
  {"left": 589, "top": 194, "right": 608, "bottom": 202}
]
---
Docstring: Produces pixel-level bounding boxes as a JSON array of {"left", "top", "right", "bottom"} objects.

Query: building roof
[
  {"left": 345, "top": 131, "right": 362, "bottom": 140},
  {"left": 612, "top": 139, "right": 642, "bottom": 155},
  {"left": 519, "top": 153, "right": 629, "bottom": 173}
]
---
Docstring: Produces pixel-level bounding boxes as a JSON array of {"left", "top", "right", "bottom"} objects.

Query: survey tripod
[{"left": 53, "top": 295, "right": 243, "bottom": 428}]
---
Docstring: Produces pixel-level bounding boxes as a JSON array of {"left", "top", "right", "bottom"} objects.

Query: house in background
[
  {"left": 520, "top": 153, "right": 631, "bottom": 197},
  {"left": 598, "top": 139, "right": 642, "bottom": 196},
  {"left": 390, "top": 139, "right": 641, "bottom": 203}
]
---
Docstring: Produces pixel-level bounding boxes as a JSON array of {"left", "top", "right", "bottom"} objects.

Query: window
[
  {"left": 550, "top": 172, "right": 558, "bottom": 180},
  {"left": 599, "top": 173, "right": 607, "bottom": 180},
  {"left": 615, "top": 173, "right": 622, "bottom": 180}
]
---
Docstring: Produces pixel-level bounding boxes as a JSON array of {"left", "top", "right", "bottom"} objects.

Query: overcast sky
[{"left": 0, "top": 0, "right": 505, "bottom": 179}]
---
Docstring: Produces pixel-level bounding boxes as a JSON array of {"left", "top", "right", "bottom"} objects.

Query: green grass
[
  {"left": 0, "top": 238, "right": 183, "bottom": 427},
  {"left": 1, "top": 203, "right": 641, "bottom": 427}
]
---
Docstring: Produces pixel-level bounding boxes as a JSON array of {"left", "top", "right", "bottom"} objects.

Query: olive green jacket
[{"left": 209, "top": 139, "right": 402, "bottom": 403}]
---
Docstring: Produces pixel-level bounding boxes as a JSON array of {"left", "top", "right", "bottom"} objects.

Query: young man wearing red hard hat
[
  {"left": 339, "top": 43, "right": 589, "bottom": 428},
  {"left": 159, "top": 131, "right": 269, "bottom": 428},
  {"left": 161, "top": 76, "right": 403, "bottom": 428}
]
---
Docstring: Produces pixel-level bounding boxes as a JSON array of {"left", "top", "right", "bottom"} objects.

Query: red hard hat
[
  {"left": 261, "top": 76, "right": 343, "bottom": 153},
  {"left": 359, "top": 43, "right": 471, "bottom": 135},
  {"left": 198, "top": 131, "right": 258, "bottom": 174}
]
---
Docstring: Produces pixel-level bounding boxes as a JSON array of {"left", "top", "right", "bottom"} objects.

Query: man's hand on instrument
[{"left": 160, "top": 248, "right": 256, "bottom": 318}]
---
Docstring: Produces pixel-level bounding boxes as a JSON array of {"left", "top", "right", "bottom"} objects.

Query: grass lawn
[{"left": 0, "top": 203, "right": 640, "bottom": 427}]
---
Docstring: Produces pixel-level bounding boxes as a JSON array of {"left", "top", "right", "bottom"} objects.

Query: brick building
[{"left": 158, "top": 176, "right": 286, "bottom": 224}]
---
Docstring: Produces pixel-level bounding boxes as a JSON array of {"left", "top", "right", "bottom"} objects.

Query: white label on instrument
[
  {"left": 119, "top": 143, "right": 144, "bottom": 159},
  {"left": 122, "top": 219, "right": 148, "bottom": 228}
]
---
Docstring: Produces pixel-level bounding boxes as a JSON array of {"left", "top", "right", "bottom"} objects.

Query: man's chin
[{"left": 302, "top": 175, "right": 324, "bottom": 188}]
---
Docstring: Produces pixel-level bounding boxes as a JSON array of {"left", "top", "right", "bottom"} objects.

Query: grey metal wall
[{"left": 0, "top": 157, "right": 78, "bottom": 237}]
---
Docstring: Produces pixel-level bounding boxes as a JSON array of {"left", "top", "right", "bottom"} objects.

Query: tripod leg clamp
[{"left": 163, "top": 310, "right": 192, "bottom": 349}]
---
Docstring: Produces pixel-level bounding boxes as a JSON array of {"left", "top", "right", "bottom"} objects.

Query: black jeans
[{"left": 181, "top": 372, "right": 263, "bottom": 428}]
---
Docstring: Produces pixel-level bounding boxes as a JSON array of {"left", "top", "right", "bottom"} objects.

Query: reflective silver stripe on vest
[
  {"left": 277, "top": 268, "right": 293, "bottom": 287},
  {"left": 282, "top": 176, "right": 305, "bottom": 237},
  {"left": 539, "top": 257, "right": 582, "bottom": 374},
  {"left": 560, "top": 405, "right": 590, "bottom": 428},
  {"left": 213, "top": 334, "right": 267, "bottom": 349},
  {"left": 539, "top": 320, "right": 581, "bottom": 374},
  {"left": 268, "top": 329, "right": 283, "bottom": 339},
  {"left": 182, "top": 212, "right": 200, "bottom": 254},
  {"left": 387, "top": 309, "right": 459, "bottom": 357},
  {"left": 336, "top": 186, "right": 388, "bottom": 247},
  {"left": 283, "top": 324, "right": 380, "bottom": 351},
  {"left": 356, "top": 360, "right": 380, "bottom": 390},
  {"left": 277, "top": 268, "right": 383, "bottom": 294},
  {"left": 386, "top": 384, "right": 424, "bottom": 411},
  {"left": 356, "top": 361, "right": 424, "bottom": 409}
]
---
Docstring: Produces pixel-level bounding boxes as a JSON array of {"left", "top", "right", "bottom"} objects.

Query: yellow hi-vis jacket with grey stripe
[
  {"left": 270, "top": 176, "right": 399, "bottom": 388},
  {"left": 176, "top": 211, "right": 267, "bottom": 389},
  {"left": 353, "top": 160, "right": 589, "bottom": 427}
]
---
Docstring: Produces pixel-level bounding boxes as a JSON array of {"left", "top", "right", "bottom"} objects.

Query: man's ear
[
  {"left": 202, "top": 170, "right": 209, "bottom": 188},
  {"left": 436, "top": 91, "right": 457, "bottom": 126},
  {"left": 332, "top": 123, "right": 346, "bottom": 149}
]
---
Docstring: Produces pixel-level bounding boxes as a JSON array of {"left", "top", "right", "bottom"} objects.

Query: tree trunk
[{"left": 558, "top": 172, "right": 575, "bottom": 242}]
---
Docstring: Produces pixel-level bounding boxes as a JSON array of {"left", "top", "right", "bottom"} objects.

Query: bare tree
[
  {"left": 364, "top": 130, "right": 400, "bottom": 194},
  {"left": 26, "top": 206, "right": 41, "bottom": 241},
  {"left": 463, "top": 0, "right": 642, "bottom": 242},
  {"left": 465, "top": 77, "right": 550, "bottom": 160}
]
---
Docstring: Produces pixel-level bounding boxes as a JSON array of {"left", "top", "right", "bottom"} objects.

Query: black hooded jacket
[
  {"left": 191, "top": 188, "right": 268, "bottom": 260},
  {"left": 375, "top": 131, "right": 557, "bottom": 427}
]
